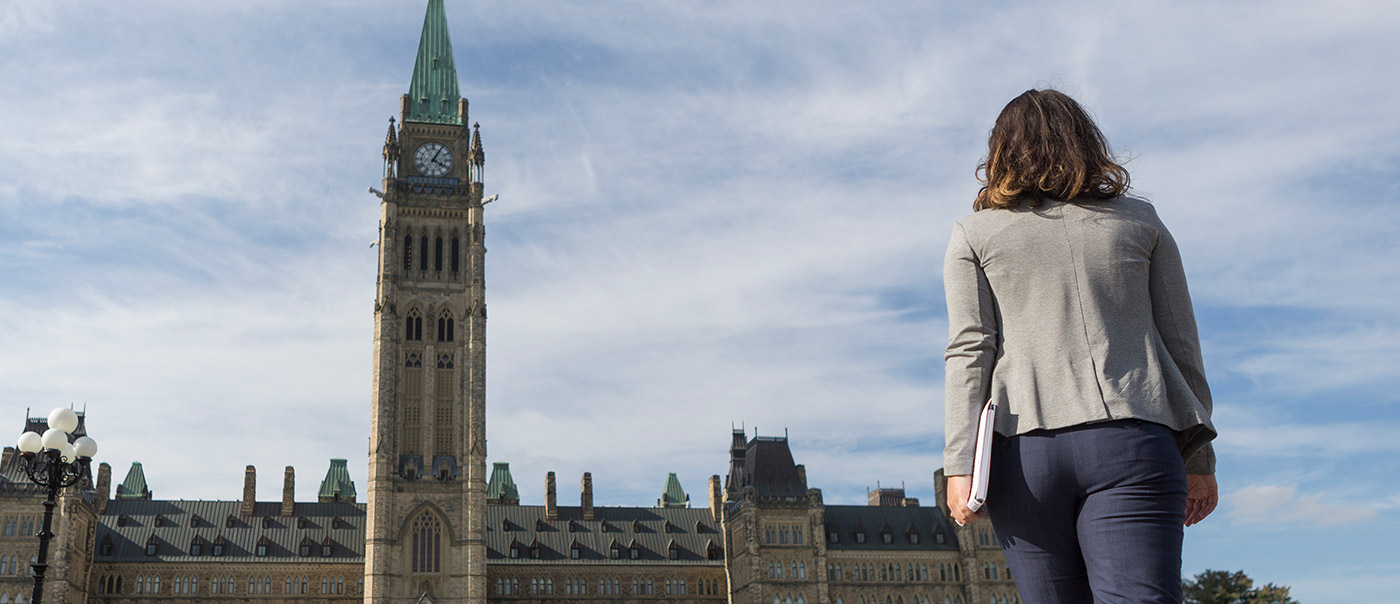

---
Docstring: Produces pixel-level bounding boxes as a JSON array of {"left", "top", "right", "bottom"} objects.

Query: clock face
[{"left": 413, "top": 142, "right": 453, "bottom": 177}]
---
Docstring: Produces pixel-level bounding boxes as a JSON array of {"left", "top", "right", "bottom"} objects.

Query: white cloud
[{"left": 1229, "top": 483, "right": 1380, "bottom": 526}]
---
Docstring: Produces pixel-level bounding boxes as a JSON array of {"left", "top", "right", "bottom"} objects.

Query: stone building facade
[{"left": 0, "top": 1, "right": 1020, "bottom": 603}]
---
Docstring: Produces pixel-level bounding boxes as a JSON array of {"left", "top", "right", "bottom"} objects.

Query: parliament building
[{"left": 0, "top": 2, "right": 1017, "bottom": 603}]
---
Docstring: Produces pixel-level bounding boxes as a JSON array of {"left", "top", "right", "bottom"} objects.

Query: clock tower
[{"left": 365, "top": 1, "right": 488, "bottom": 602}]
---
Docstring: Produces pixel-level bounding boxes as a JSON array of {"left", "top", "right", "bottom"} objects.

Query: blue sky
[{"left": 2, "top": 1, "right": 1398, "bottom": 601}]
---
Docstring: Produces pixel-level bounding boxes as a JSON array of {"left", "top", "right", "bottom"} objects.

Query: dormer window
[
  {"left": 256, "top": 543, "right": 268, "bottom": 557},
  {"left": 117, "top": 514, "right": 129, "bottom": 527},
  {"left": 297, "top": 516, "right": 307, "bottom": 529},
  {"left": 99, "top": 537, "right": 113, "bottom": 556},
  {"left": 145, "top": 536, "right": 158, "bottom": 556},
  {"left": 300, "top": 544, "right": 311, "bottom": 557},
  {"left": 154, "top": 514, "right": 165, "bottom": 527},
  {"left": 509, "top": 541, "right": 521, "bottom": 559},
  {"left": 632, "top": 520, "right": 643, "bottom": 533},
  {"left": 610, "top": 543, "right": 622, "bottom": 559},
  {"left": 881, "top": 531, "right": 892, "bottom": 544},
  {"left": 190, "top": 540, "right": 203, "bottom": 556},
  {"left": 262, "top": 517, "right": 274, "bottom": 529},
  {"left": 707, "top": 542, "right": 722, "bottom": 560},
  {"left": 570, "top": 543, "right": 581, "bottom": 559},
  {"left": 501, "top": 519, "right": 511, "bottom": 532},
  {"left": 190, "top": 514, "right": 201, "bottom": 528},
  {"left": 668, "top": 543, "right": 680, "bottom": 560},
  {"left": 212, "top": 540, "right": 225, "bottom": 557},
  {"left": 225, "top": 516, "right": 236, "bottom": 529},
  {"left": 321, "top": 538, "right": 333, "bottom": 558},
  {"left": 630, "top": 545, "right": 641, "bottom": 560},
  {"left": 536, "top": 519, "right": 547, "bottom": 532},
  {"left": 332, "top": 517, "right": 343, "bottom": 529},
  {"left": 908, "top": 532, "right": 920, "bottom": 544},
  {"left": 855, "top": 531, "right": 867, "bottom": 544}
]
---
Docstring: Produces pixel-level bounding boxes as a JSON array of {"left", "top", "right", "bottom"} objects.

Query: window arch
[
  {"left": 403, "top": 234, "right": 413, "bottom": 271},
  {"left": 434, "top": 236, "right": 444, "bottom": 272},
  {"left": 410, "top": 511, "right": 443, "bottom": 573},
  {"left": 419, "top": 236, "right": 429, "bottom": 271},
  {"left": 450, "top": 237, "right": 460, "bottom": 273}
]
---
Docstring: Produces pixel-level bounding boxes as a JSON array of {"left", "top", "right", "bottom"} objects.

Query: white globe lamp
[{"left": 47, "top": 408, "right": 78, "bottom": 434}]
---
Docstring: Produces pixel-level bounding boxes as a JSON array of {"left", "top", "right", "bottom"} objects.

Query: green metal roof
[
  {"left": 658, "top": 472, "right": 689, "bottom": 508},
  {"left": 486, "top": 462, "right": 519, "bottom": 502},
  {"left": 116, "top": 461, "right": 150, "bottom": 500},
  {"left": 317, "top": 459, "right": 357, "bottom": 502},
  {"left": 406, "top": 0, "right": 462, "bottom": 125}
]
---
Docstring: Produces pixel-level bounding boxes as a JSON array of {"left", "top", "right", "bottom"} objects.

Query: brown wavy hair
[{"left": 973, "top": 89, "right": 1130, "bottom": 211}]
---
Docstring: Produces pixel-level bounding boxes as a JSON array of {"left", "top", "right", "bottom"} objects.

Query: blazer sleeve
[
  {"left": 942, "top": 222, "right": 999, "bottom": 476},
  {"left": 1148, "top": 220, "right": 1217, "bottom": 474}
]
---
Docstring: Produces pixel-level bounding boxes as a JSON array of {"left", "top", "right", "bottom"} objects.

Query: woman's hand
[
  {"left": 1184, "top": 474, "right": 1218, "bottom": 527},
  {"left": 946, "top": 474, "right": 983, "bottom": 526}
]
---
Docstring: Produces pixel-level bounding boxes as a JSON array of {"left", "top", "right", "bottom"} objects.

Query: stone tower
[{"left": 365, "top": 1, "right": 488, "bottom": 602}]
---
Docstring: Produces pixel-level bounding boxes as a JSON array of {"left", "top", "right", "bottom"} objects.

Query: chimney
[
  {"left": 933, "top": 469, "right": 948, "bottom": 515},
  {"left": 795, "top": 464, "right": 807, "bottom": 489},
  {"left": 708, "top": 475, "right": 723, "bottom": 521},
  {"left": 241, "top": 465, "right": 256, "bottom": 516},
  {"left": 545, "top": 471, "right": 558, "bottom": 520},
  {"left": 581, "top": 473, "right": 594, "bottom": 520},
  {"left": 281, "top": 466, "right": 296, "bottom": 517},
  {"left": 95, "top": 462, "right": 112, "bottom": 514}
]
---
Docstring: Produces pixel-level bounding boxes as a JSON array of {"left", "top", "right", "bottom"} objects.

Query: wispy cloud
[{"left": 1229, "top": 484, "right": 1382, "bottom": 526}]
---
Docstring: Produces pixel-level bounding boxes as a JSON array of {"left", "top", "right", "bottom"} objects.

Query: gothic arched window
[
  {"left": 406, "top": 309, "right": 423, "bottom": 341},
  {"left": 403, "top": 234, "right": 413, "bottom": 271},
  {"left": 434, "top": 237, "right": 444, "bottom": 272},
  {"left": 438, "top": 311, "right": 454, "bottom": 342},
  {"left": 419, "top": 236, "right": 429, "bottom": 271},
  {"left": 451, "top": 237, "right": 460, "bottom": 273},
  {"left": 410, "top": 512, "right": 443, "bottom": 573}
]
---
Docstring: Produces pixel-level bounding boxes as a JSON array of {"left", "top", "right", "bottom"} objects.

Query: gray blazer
[{"left": 942, "top": 197, "right": 1216, "bottom": 475}]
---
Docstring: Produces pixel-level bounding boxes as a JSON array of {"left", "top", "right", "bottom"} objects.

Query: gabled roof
[
  {"left": 405, "top": 0, "right": 462, "bottom": 125},
  {"left": 822, "top": 505, "right": 959, "bottom": 552},
  {"left": 658, "top": 472, "right": 690, "bottom": 508},
  {"left": 317, "top": 459, "right": 357, "bottom": 502},
  {"left": 485, "top": 505, "right": 721, "bottom": 566},
  {"left": 94, "top": 499, "right": 365, "bottom": 563},
  {"left": 116, "top": 462, "right": 151, "bottom": 500}
]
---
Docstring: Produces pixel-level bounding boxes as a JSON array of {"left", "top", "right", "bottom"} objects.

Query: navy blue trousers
[{"left": 986, "top": 419, "right": 1188, "bottom": 604}]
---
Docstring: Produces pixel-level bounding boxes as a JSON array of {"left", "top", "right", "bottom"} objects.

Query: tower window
[
  {"left": 419, "top": 236, "right": 429, "bottom": 271},
  {"left": 403, "top": 234, "right": 413, "bottom": 271},
  {"left": 451, "top": 237, "right": 460, "bottom": 272},
  {"left": 410, "top": 512, "right": 443, "bottom": 573},
  {"left": 434, "top": 237, "right": 443, "bottom": 272},
  {"left": 406, "top": 310, "right": 423, "bottom": 341},
  {"left": 438, "top": 312, "right": 455, "bottom": 342}
]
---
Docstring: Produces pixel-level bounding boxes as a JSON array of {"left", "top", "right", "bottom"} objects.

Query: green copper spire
[
  {"left": 658, "top": 472, "right": 690, "bottom": 508},
  {"left": 406, "top": 0, "right": 462, "bottom": 125},
  {"left": 318, "top": 459, "right": 358, "bottom": 502},
  {"left": 486, "top": 462, "right": 519, "bottom": 504},
  {"left": 116, "top": 461, "right": 151, "bottom": 500}
]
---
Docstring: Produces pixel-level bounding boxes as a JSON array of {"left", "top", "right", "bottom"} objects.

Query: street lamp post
[{"left": 16, "top": 408, "right": 97, "bottom": 604}]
